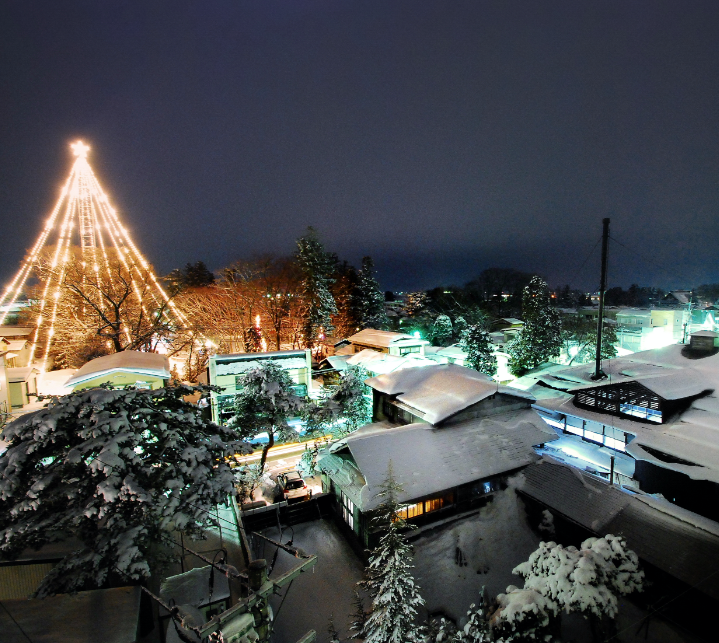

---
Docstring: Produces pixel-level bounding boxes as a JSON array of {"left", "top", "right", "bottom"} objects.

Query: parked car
[{"left": 274, "top": 470, "right": 310, "bottom": 503}]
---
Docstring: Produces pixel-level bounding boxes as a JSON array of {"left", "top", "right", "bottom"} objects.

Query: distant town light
[{"left": 413, "top": 331, "right": 421, "bottom": 339}]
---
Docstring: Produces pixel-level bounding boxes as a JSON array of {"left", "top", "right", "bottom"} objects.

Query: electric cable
[{"left": 0, "top": 600, "right": 33, "bottom": 643}]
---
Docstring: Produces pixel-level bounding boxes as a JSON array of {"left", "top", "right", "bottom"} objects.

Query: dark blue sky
[{"left": 2, "top": 1, "right": 719, "bottom": 292}]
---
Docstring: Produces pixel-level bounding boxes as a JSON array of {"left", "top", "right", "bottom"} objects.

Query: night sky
[{"left": 2, "top": 1, "right": 719, "bottom": 293}]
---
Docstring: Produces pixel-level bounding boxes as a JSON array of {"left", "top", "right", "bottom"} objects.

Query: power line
[{"left": 0, "top": 600, "right": 34, "bottom": 643}]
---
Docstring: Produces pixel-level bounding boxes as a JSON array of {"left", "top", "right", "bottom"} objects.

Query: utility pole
[{"left": 592, "top": 218, "right": 610, "bottom": 381}]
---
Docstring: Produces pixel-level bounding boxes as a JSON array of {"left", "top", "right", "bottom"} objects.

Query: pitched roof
[
  {"left": 335, "top": 409, "right": 556, "bottom": 511},
  {"left": 346, "top": 348, "right": 436, "bottom": 375},
  {"left": 518, "top": 457, "right": 719, "bottom": 600},
  {"left": 367, "top": 364, "right": 534, "bottom": 424},
  {"left": 348, "top": 328, "right": 428, "bottom": 348},
  {"left": 65, "top": 351, "right": 170, "bottom": 387}
]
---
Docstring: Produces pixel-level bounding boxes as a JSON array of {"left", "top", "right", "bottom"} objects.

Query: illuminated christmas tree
[{"left": 0, "top": 141, "right": 194, "bottom": 370}]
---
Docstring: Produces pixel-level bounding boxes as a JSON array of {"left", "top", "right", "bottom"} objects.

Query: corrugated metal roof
[
  {"left": 0, "top": 563, "right": 56, "bottom": 600},
  {"left": 0, "top": 586, "right": 142, "bottom": 643},
  {"left": 518, "top": 457, "right": 719, "bottom": 601},
  {"left": 342, "top": 409, "right": 556, "bottom": 511}
]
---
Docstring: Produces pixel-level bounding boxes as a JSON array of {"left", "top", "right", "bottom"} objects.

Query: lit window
[{"left": 341, "top": 491, "right": 354, "bottom": 530}]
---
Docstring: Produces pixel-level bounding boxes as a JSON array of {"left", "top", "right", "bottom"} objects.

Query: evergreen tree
[
  {"left": 0, "top": 385, "right": 250, "bottom": 597},
  {"left": 455, "top": 589, "right": 491, "bottom": 642},
  {"left": 301, "top": 365, "right": 371, "bottom": 438},
  {"left": 348, "top": 590, "right": 368, "bottom": 639},
  {"left": 296, "top": 227, "right": 338, "bottom": 347},
  {"left": 460, "top": 324, "right": 497, "bottom": 377},
  {"left": 360, "top": 464, "right": 425, "bottom": 643},
  {"left": 230, "top": 361, "right": 303, "bottom": 472},
  {"left": 431, "top": 314, "right": 453, "bottom": 347},
  {"left": 507, "top": 276, "right": 562, "bottom": 376},
  {"left": 354, "top": 256, "right": 389, "bottom": 330},
  {"left": 332, "top": 260, "right": 361, "bottom": 339},
  {"left": 244, "top": 324, "right": 263, "bottom": 353},
  {"left": 453, "top": 316, "right": 468, "bottom": 342}
]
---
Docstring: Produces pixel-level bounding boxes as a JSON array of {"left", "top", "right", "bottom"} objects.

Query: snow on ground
[
  {"left": 411, "top": 485, "right": 540, "bottom": 624},
  {"left": 37, "top": 368, "right": 75, "bottom": 396},
  {"left": 258, "top": 520, "right": 365, "bottom": 643}
]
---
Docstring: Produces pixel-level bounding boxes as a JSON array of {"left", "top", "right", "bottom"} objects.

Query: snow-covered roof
[
  {"left": 332, "top": 409, "right": 556, "bottom": 511},
  {"left": 348, "top": 328, "right": 429, "bottom": 348},
  {"left": 346, "top": 348, "right": 435, "bottom": 375},
  {"left": 519, "top": 458, "right": 719, "bottom": 601},
  {"left": 4, "top": 339, "right": 27, "bottom": 351},
  {"left": 0, "top": 326, "right": 33, "bottom": 338},
  {"left": 615, "top": 308, "right": 651, "bottom": 317},
  {"left": 531, "top": 344, "right": 719, "bottom": 482},
  {"left": 7, "top": 366, "right": 40, "bottom": 383},
  {"left": 65, "top": 351, "right": 170, "bottom": 387},
  {"left": 216, "top": 357, "right": 308, "bottom": 376},
  {"left": 214, "top": 349, "right": 307, "bottom": 362},
  {"left": 692, "top": 330, "right": 718, "bottom": 338},
  {"left": 366, "top": 364, "right": 535, "bottom": 425}
]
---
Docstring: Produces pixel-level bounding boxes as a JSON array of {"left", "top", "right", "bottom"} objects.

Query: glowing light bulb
[{"left": 70, "top": 141, "right": 90, "bottom": 158}]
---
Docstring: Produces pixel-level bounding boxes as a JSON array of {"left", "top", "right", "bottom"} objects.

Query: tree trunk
[{"left": 259, "top": 431, "right": 274, "bottom": 474}]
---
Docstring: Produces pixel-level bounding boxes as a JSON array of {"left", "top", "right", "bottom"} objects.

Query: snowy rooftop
[
  {"left": 214, "top": 349, "right": 307, "bottom": 362},
  {"left": 518, "top": 457, "right": 719, "bottom": 601},
  {"left": 0, "top": 326, "right": 33, "bottom": 338},
  {"left": 531, "top": 344, "right": 719, "bottom": 481},
  {"left": 65, "top": 351, "right": 170, "bottom": 387},
  {"left": 367, "top": 364, "right": 535, "bottom": 424},
  {"left": 216, "top": 357, "right": 308, "bottom": 376},
  {"left": 331, "top": 409, "right": 556, "bottom": 511},
  {"left": 346, "top": 348, "right": 436, "bottom": 375},
  {"left": 348, "top": 328, "right": 429, "bottom": 348},
  {"left": 7, "top": 366, "right": 40, "bottom": 383}
]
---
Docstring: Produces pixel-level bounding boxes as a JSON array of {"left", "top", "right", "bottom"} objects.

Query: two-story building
[
  {"left": 346, "top": 329, "right": 429, "bottom": 357},
  {"left": 208, "top": 349, "right": 312, "bottom": 425},
  {"left": 615, "top": 308, "right": 685, "bottom": 353},
  {"left": 318, "top": 364, "right": 557, "bottom": 547}
]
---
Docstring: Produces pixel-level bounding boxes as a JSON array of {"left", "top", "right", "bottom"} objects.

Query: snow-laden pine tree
[
  {"left": 296, "top": 227, "right": 338, "bottom": 347},
  {"left": 360, "top": 464, "right": 425, "bottom": 643},
  {"left": 0, "top": 385, "right": 250, "bottom": 597},
  {"left": 507, "top": 276, "right": 562, "bottom": 375},
  {"left": 230, "top": 361, "right": 303, "bottom": 472},
  {"left": 460, "top": 324, "right": 497, "bottom": 377},
  {"left": 431, "top": 314, "right": 453, "bottom": 347},
  {"left": 354, "top": 256, "right": 389, "bottom": 330}
]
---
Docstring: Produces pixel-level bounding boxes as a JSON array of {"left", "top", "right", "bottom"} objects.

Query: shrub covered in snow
[
  {"left": 0, "top": 385, "right": 250, "bottom": 597},
  {"left": 512, "top": 535, "right": 643, "bottom": 620},
  {"left": 490, "top": 585, "right": 557, "bottom": 642}
]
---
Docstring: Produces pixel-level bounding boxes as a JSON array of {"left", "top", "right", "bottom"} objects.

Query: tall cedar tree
[
  {"left": 461, "top": 324, "right": 497, "bottom": 377},
  {"left": 0, "top": 385, "right": 250, "bottom": 597},
  {"left": 360, "top": 463, "right": 424, "bottom": 643},
  {"left": 332, "top": 260, "right": 360, "bottom": 339},
  {"left": 296, "top": 227, "right": 338, "bottom": 347},
  {"left": 507, "top": 276, "right": 562, "bottom": 375},
  {"left": 354, "top": 256, "right": 389, "bottom": 330},
  {"left": 230, "top": 361, "right": 303, "bottom": 472}
]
